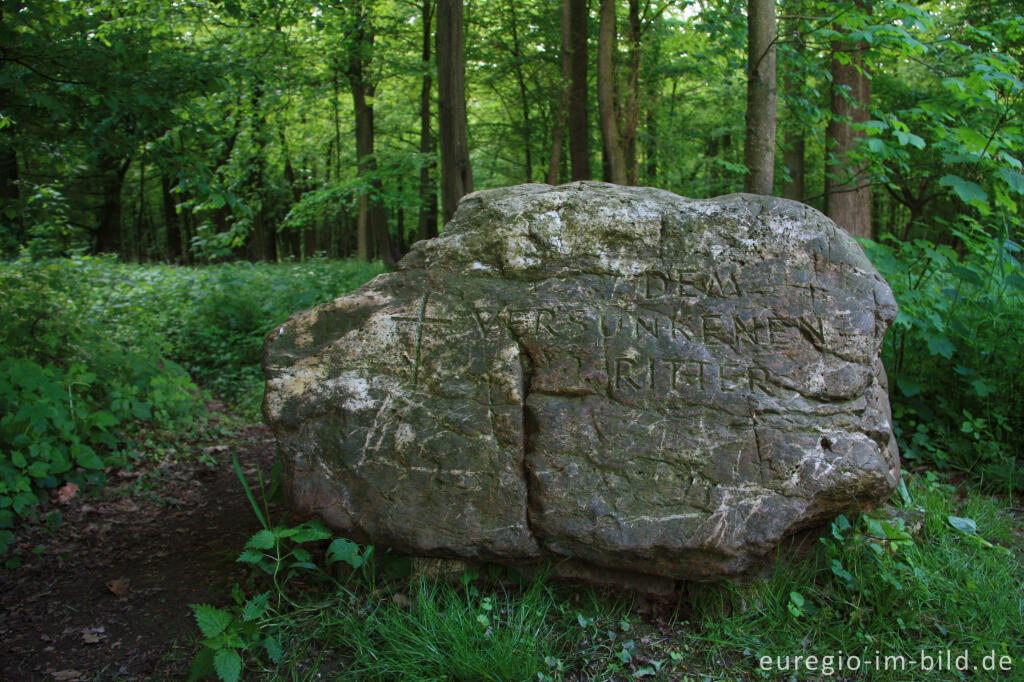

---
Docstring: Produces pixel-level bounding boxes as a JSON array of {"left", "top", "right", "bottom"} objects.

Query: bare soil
[{"left": 0, "top": 411, "right": 279, "bottom": 681}]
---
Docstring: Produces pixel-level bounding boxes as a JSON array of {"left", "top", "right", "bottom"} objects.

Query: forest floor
[{"left": 0, "top": 405, "right": 278, "bottom": 681}]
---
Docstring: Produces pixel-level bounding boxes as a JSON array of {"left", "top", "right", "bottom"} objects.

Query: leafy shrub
[
  {"left": 158, "top": 258, "right": 384, "bottom": 412},
  {"left": 0, "top": 255, "right": 382, "bottom": 552},
  {"left": 0, "top": 256, "right": 204, "bottom": 552},
  {"left": 863, "top": 220, "right": 1024, "bottom": 490}
]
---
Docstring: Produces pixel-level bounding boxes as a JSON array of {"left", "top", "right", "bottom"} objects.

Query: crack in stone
[{"left": 510, "top": 327, "right": 542, "bottom": 551}]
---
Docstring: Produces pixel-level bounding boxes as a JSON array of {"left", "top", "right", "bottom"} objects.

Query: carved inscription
[{"left": 389, "top": 272, "right": 825, "bottom": 400}]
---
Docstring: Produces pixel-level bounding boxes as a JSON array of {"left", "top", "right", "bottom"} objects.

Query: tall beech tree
[
  {"left": 342, "top": 1, "right": 398, "bottom": 266},
  {"left": 418, "top": 0, "right": 438, "bottom": 241},
  {"left": 437, "top": 0, "right": 473, "bottom": 222},
  {"left": 742, "top": 0, "right": 777, "bottom": 195},
  {"left": 598, "top": 0, "right": 627, "bottom": 184},
  {"left": 567, "top": 0, "right": 592, "bottom": 181},
  {"left": 825, "top": 1, "right": 873, "bottom": 238}
]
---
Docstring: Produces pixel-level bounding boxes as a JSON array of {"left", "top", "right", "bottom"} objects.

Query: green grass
[
  {"left": 675, "top": 473, "right": 1023, "bottom": 680},
  {"left": 197, "top": 473, "right": 1022, "bottom": 681}
]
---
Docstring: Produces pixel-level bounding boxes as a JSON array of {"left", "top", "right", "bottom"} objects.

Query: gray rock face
[{"left": 262, "top": 182, "right": 900, "bottom": 581}]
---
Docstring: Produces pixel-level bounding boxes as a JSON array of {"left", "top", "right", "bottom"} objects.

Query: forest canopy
[{"left": 1, "top": 0, "right": 1021, "bottom": 264}]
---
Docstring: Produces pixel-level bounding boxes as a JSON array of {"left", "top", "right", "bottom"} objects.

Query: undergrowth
[
  {"left": 192, "top": 471, "right": 1023, "bottom": 681},
  {"left": 863, "top": 219, "right": 1024, "bottom": 491},
  {"left": 0, "top": 255, "right": 382, "bottom": 555}
]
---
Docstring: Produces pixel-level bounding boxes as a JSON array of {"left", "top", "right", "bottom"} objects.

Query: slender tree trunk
[
  {"left": 395, "top": 174, "right": 406, "bottom": 254},
  {"left": 645, "top": 106, "right": 657, "bottom": 185},
  {"left": 437, "top": 0, "right": 473, "bottom": 222},
  {"left": 331, "top": 67, "right": 343, "bottom": 182},
  {"left": 508, "top": 0, "right": 533, "bottom": 182},
  {"left": 782, "top": 134, "right": 805, "bottom": 200},
  {"left": 418, "top": 0, "right": 439, "bottom": 241},
  {"left": 281, "top": 129, "right": 303, "bottom": 259},
  {"left": 706, "top": 136, "right": 720, "bottom": 196},
  {"left": 356, "top": 194, "right": 370, "bottom": 260},
  {"left": 96, "top": 157, "right": 130, "bottom": 254},
  {"left": 743, "top": 0, "right": 777, "bottom": 195},
  {"left": 351, "top": 82, "right": 396, "bottom": 265},
  {"left": 135, "top": 161, "right": 146, "bottom": 262},
  {"left": 161, "top": 174, "right": 182, "bottom": 262},
  {"left": 622, "top": 0, "right": 643, "bottom": 185},
  {"left": 825, "top": 10, "right": 872, "bottom": 238},
  {"left": 597, "top": 0, "right": 626, "bottom": 184},
  {"left": 282, "top": 154, "right": 302, "bottom": 258},
  {"left": 781, "top": 17, "right": 805, "bottom": 201},
  {"left": 347, "top": 3, "right": 398, "bottom": 267},
  {"left": 567, "top": 0, "right": 591, "bottom": 180},
  {"left": 547, "top": 0, "right": 572, "bottom": 185}
]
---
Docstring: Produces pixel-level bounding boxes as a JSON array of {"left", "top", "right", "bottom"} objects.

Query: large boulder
[{"left": 262, "top": 182, "right": 900, "bottom": 581}]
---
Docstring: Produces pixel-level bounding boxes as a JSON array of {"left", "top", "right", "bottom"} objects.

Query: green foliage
[
  {"left": 863, "top": 224, "right": 1024, "bottom": 489},
  {"left": 190, "top": 456, "right": 377, "bottom": 681},
  {"left": 683, "top": 474, "right": 1022, "bottom": 680},
  {"left": 0, "top": 255, "right": 203, "bottom": 553},
  {"left": 159, "top": 258, "right": 384, "bottom": 413},
  {"left": 0, "top": 256, "right": 381, "bottom": 554}
]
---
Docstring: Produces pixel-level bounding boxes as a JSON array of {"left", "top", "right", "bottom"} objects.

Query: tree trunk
[
  {"left": 437, "top": 0, "right": 474, "bottom": 223},
  {"left": 742, "top": 0, "right": 777, "bottom": 195},
  {"left": 331, "top": 67, "right": 343, "bottom": 183},
  {"left": 347, "top": 3, "right": 399, "bottom": 267},
  {"left": 508, "top": 0, "right": 533, "bottom": 182},
  {"left": 622, "top": 0, "right": 643, "bottom": 185},
  {"left": 135, "top": 161, "right": 146, "bottom": 262},
  {"left": 161, "top": 174, "right": 182, "bottom": 263},
  {"left": 645, "top": 106, "right": 657, "bottom": 185},
  {"left": 567, "top": 0, "right": 591, "bottom": 180},
  {"left": 96, "top": 157, "right": 130, "bottom": 255},
  {"left": 597, "top": 0, "right": 626, "bottom": 184},
  {"left": 782, "top": 133, "right": 804, "bottom": 200},
  {"left": 356, "top": 194, "right": 370, "bottom": 260},
  {"left": 281, "top": 129, "right": 304, "bottom": 259},
  {"left": 547, "top": 0, "right": 571, "bottom": 185},
  {"left": 825, "top": 18, "right": 872, "bottom": 238},
  {"left": 418, "top": 0, "right": 439, "bottom": 241}
]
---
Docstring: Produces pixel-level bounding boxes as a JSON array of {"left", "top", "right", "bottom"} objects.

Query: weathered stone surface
[{"left": 262, "top": 182, "right": 900, "bottom": 581}]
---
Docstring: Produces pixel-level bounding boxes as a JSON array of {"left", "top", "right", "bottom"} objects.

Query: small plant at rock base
[{"left": 189, "top": 454, "right": 373, "bottom": 681}]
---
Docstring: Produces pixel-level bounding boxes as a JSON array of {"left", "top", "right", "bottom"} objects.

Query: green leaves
[
  {"left": 940, "top": 175, "right": 988, "bottom": 209},
  {"left": 947, "top": 516, "right": 977, "bottom": 535},
  {"left": 326, "top": 537, "right": 367, "bottom": 569},
  {"left": 864, "top": 225, "right": 1024, "bottom": 488},
  {"left": 193, "top": 604, "right": 234, "bottom": 639},
  {"left": 213, "top": 649, "right": 243, "bottom": 682}
]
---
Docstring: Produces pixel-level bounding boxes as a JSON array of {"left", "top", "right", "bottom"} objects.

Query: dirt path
[{"left": 0, "top": 416, "right": 278, "bottom": 681}]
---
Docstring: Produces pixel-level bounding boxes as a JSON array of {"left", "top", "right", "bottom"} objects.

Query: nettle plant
[{"left": 189, "top": 457, "right": 372, "bottom": 682}]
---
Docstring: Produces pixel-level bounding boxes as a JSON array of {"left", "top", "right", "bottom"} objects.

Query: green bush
[
  {"left": 0, "top": 255, "right": 383, "bottom": 552},
  {"left": 0, "top": 256, "right": 204, "bottom": 552},
  {"left": 863, "top": 219, "right": 1024, "bottom": 489},
  {"left": 158, "top": 258, "right": 385, "bottom": 412}
]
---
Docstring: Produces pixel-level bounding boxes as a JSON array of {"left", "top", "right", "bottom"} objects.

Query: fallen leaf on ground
[
  {"left": 56, "top": 483, "right": 79, "bottom": 503},
  {"left": 81, "top": 627, "right": 104, "bottom": 644},
  {"left": 51, "top": 670, "right": 83, "bottom": 681},
  {"left": 106, "top": 578, "right": 131, "bottom": 596}
]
